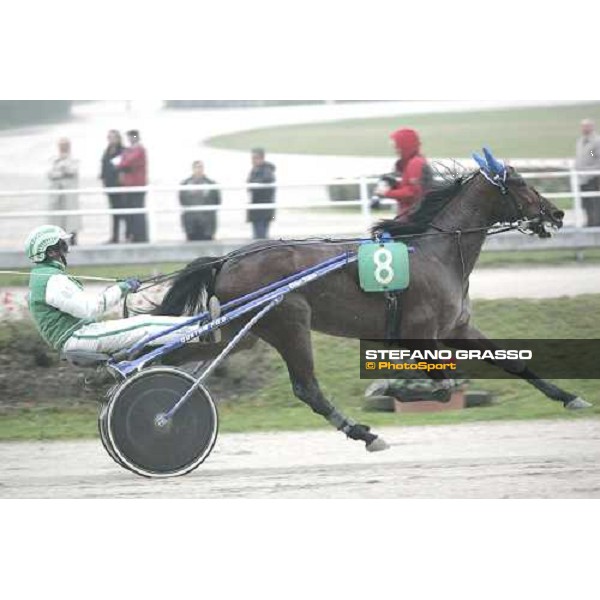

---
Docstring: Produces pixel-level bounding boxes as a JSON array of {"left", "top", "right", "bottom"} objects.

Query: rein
[
  {"left": 124, "top": 170, "right": 543, "bottom": 314},
  {"left": 132, "top": 219, "right": 531, "bottom": 301},
  {"left": 0, "top": 271, "right": 117, "bottom": 282},
  {"left": 1, "top": 167, "right": 542, "bottom": 298},
  {"left": 0, "top": 221, "right": 534, "bottom": 292}
]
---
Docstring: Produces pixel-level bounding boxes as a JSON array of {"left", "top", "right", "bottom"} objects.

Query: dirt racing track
[{"left": 1, "top": 418, "right": 599, "bottom": 498}]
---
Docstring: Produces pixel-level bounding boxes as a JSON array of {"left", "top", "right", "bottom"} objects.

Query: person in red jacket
[
  {"left": 378, "top": 128, "right": 431, "bottom": 222},
  {"left": 113, "top": 129, "right": 149, "bottom": 242}
]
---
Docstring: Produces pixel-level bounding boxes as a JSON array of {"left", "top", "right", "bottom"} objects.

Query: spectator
[
  {"left": 247, "top": 148, "right": 276, "bottom": 239},
  {"left": 179, "top": 160, "right": 221, "bottom": 241},
  {"left": 100, "top": 129, "right": 127, "bottom": 243},
  {"left": 375, "top": 128, "right": 432, "bottom": 222},
  {"left": 47, "top": 137, "right": 81, "bottom": 245},
  {"left": 575, "top": 119, "right": 600, "bottom": 227},
  {"left": 113, "top": 129, "right": 148, "bottom": 242}
]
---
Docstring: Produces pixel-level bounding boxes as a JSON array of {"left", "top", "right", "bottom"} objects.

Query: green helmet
[{"left": 25, "top": 224, "right": 71, "bottom": 263}]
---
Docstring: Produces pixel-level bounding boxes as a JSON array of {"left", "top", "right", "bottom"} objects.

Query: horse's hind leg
[
  {"left": 254, "top": 294, "right": 389, "bottom": 452},
  {"left": 446, "top": 326, "right": 591, "bottom": 410}
]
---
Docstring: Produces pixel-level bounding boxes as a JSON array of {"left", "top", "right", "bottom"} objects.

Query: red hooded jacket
[
  {"left": 117, "top": 143, "right": 147, "bottom": 187},
  {"left": 386, "top": 129, "right": 428, "bottom": 221}
]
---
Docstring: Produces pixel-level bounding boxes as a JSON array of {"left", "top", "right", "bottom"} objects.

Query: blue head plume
[
  {"left": 472, "top": 152, "right": 489, "bottom": 172},
  {"left": 482, "top": 147, "right": 506, "bottom": 177}
]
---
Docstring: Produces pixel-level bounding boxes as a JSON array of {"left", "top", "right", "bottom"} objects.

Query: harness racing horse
[{"left": 155, "top": 149, "right": 591, "bottom": 452}]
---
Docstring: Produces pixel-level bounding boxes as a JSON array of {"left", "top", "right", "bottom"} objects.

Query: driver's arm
[
  {"left": 385, "top": 159, "right": 425, "bottom": 201},
  {"left": 45, "top": 274, "right": 128, "bottom": 320}
]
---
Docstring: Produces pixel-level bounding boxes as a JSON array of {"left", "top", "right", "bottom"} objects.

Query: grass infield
[{"left": 206, "top": 102, "right": 600, "bottom": 158}]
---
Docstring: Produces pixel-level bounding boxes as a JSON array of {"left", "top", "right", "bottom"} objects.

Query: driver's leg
[{"left": 63, "top": 315, "right": 205, "bottom": 355}]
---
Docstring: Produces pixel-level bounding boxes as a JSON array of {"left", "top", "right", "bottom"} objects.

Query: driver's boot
[{"left": 208, "top": 296, "right": 222, "bottom": 344}]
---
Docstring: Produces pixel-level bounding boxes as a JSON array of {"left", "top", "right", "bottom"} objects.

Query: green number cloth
[{"left": 358, "top": 241, "right": 410, "bottom": 292}]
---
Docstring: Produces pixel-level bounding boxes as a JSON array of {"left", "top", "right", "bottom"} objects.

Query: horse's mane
[{"left": 372, "top": 164, "right": 477, "bottom": 237}]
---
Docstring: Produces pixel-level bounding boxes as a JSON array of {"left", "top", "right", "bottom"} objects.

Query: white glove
[
  {"left": 111, "top": 156, "right": 122, "bottom": 167},
  {"left": 375, "top": 180, "right": 391, "bottom": 196}
]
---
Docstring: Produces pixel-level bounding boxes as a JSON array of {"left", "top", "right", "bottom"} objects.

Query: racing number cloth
[{"left": 358, "top": 241, "right": 410, "bottom": 292}]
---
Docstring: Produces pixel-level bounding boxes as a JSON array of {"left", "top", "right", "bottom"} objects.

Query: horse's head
[{"left": 472, "top": 147, "right": 564, "bottom": 238}]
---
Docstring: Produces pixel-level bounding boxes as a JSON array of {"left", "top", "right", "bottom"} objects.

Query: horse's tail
[{"left": 154, "top": 256, "right": 225, "bottom": 316}]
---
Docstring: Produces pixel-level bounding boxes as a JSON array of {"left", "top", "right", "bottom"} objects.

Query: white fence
[{"left": 0, "top": 159, "right": 599, "bottom": 245}]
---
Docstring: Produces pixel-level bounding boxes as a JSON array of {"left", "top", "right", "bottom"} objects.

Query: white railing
[{"left": 1, "top": 161, "right": 599, "bottom": 240}]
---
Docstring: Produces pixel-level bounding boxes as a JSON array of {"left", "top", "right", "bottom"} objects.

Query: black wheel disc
[
  {"left": 98, "top": 402, "right": 128, "bottom": 469},
  {"left": 107, "top": 368, "right": 218, "bottom": 478}
]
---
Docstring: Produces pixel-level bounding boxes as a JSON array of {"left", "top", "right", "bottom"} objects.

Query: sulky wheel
[
  {"left": 98, "top": 401, "right": 129, "bottom": 471},
  {"left": 106, "top": 367, "right": 218, "bottom": 478}
]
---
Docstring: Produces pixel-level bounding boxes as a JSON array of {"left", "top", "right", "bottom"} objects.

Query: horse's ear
[
  {"left": 472, "top": 152, "right": 489, "bottom": 172},
  {"left": 483, "top": 147, "right": 506, "bottom": 177}
]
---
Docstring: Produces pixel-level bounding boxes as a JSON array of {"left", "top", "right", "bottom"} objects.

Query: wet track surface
[{"left": 1, "top": 418, "right": 599, "bottom": 498}]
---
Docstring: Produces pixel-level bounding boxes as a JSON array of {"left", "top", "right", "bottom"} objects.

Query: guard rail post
[
  {"left": 359, "top": 177, "right": 371, "bottom": 230},
  {"left": 569, "top": 163, "right": 585, "bottom": 229},
  {"left": 146, "top": 194, "right": 157, "bottom": 243}
]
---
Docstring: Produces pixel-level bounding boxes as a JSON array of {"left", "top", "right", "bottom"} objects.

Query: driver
[{"left": 25, "top": 224, "right": 211, "bottom": 356}]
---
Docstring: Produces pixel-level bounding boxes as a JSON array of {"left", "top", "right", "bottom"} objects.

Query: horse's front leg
[
  {"left": 254, "top": 294, "right": 389, "bottom": 452},
  {"left": 291, "top": 376, "right": 388, "bottom": 451},
  {"left": 446, "top": 325, "right": 591, "bottom": 410}
]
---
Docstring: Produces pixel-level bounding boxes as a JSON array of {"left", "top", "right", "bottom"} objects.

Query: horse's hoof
[
  {"left": 565, "top": 397, "right": 592, "bottom": 410},
  {"left": 366, "top": 437, "right": 389, "bottom": 453}
]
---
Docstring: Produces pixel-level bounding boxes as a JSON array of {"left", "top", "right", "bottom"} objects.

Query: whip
[{"left": 0, "top": 270, "right": 118, "bottom": 282}]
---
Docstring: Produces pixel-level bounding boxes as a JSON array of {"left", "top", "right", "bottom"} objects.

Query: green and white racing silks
[{"left": 28, "top": 260, "right": 128, "bottom": 350}]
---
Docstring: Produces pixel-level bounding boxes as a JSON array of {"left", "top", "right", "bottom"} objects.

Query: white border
[
  {"left": 2, "top": 501, "right": 597, "bottom": 600},
  {"left": 0, "top": 2, "right": 597, "bottom": 100},
  {"left": 1, "top": 1, "right": 597, "bottom": 597}
]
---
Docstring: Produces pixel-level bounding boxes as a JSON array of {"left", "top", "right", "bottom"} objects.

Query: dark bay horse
[{"left": 155, "top": 152, "right": 590, "bottom": 451}]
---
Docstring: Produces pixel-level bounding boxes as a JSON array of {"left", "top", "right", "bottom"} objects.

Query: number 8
[{"left": 373, "top": 247, "right": 394, "bottom": 285}]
